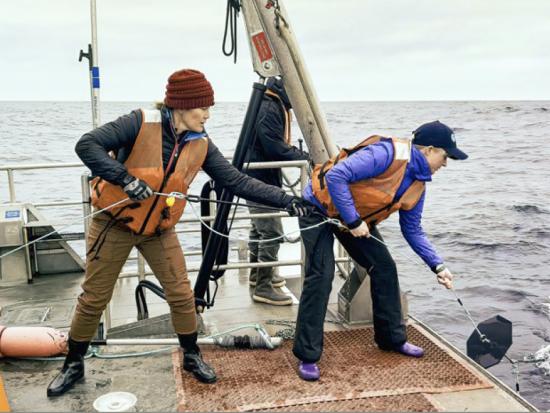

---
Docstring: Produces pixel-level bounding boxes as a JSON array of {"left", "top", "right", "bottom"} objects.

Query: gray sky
[{"left": 1, "top": 0, "right": 549, "bottom": 101}]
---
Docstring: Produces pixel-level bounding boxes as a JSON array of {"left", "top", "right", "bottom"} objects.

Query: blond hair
[{"left": 154, "top": 101, "right": 166, "bottom": 110}]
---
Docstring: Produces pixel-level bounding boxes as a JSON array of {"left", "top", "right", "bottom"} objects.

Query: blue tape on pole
[{"left": 91, "top": 66, "right": 100, "bottom": 88}]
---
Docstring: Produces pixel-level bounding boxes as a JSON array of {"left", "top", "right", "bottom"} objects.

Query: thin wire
[
  {"left": 0, "top": 197, "right": 130, "bottom": 260},
  {"left": 366, "top": 232, "right": 489, "bottom": 341},
  {"left": 451, "top": 288, "right": 488, "bottom": 341},
  {"left": 370, "top": 229, "right": 527, "bottom": 393},
  {"left": 368, "top": 231, "right": 527, "bottom": 390}
]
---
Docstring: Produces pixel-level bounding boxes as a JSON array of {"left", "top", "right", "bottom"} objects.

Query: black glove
[
  {"left": 287, "top": 197, "right": 317, "bottom": 217},
  {"left": 123, "top": 177, "right": 153, "bottom": 201}
]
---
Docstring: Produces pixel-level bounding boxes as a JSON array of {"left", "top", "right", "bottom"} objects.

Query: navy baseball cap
[{"left": 412, "top": 121, "right": 468, "bottom": 160}]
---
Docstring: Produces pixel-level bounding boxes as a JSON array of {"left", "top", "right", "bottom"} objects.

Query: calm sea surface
[{"left": 1, "top": 101, "right": 549, "bottom": 409}]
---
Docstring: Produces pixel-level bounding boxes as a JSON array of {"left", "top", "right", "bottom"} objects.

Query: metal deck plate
[
  {"left": 173, "top": 325, "right": 493, "bottom": 412},
  {"left": 250, "top": 394, "right": 438, "bottom": 412},
  {"left": 0, "top": 300, "right": 75, "bottom": 328}
]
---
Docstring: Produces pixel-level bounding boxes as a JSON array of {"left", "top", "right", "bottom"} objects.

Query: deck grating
[{"left": 172, "top": 325, "right": 492, "bottom": 412}]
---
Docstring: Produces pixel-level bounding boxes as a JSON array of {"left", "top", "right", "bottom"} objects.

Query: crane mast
[{"left": 240, "top": 0, "right": 338, "bottom": 162}]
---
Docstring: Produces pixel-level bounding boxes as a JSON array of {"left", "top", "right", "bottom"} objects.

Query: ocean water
[{"left": 1, "top": 101, "right": 549, "bottom": 409}]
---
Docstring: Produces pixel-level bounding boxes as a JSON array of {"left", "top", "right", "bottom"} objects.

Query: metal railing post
[
  {"left": 7, "top": 169, "right": 16, "bottom": 202},
  {"left": 136, "top": 250, "right": 146, "bottom": 312},
  {"left": 299, "top": 162, "right": 308, "bottom": 282},
  {"left": 238, "top": 239, "right": 248, "bottom": 277},
  {"left": 104, "top": 304, "right": 112, "bottom": 334},
  {"left": 22, "top": 205, "right": 34, "bottom": 283},
  {"left": 80, "top": 172, "right": 92, "bottom": 240},
  {"left": 335, "top": 243, "right": 351, "bottom": 279},
  {"left": 137, "top": 252, "right": 146, "bottom": 281}
]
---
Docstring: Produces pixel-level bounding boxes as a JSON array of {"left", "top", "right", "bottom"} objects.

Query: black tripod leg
[{"left": 194, "top": 81, "right": 267, "bottom": 311}]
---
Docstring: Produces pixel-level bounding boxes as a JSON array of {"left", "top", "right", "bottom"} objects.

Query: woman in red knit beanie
[
  {"left": 162, "top": 69, "right": 215, "bottom": 134},
  {"left": 47, "top": 68, "right": 313, "bottom": 397}
]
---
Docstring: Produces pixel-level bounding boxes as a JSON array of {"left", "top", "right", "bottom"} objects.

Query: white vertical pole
[
  {"left": 87, "top": 0, "right": 106, "bottom": 337},
  {"left": 89, "top": 0, "right": 101, "bottom": 128}
]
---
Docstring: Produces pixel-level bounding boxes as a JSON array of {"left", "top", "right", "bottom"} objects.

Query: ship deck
[{"left": 0, "top": 268, "right": 537, "bottom": 412}]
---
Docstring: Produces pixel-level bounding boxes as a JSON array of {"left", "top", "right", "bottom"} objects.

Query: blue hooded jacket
[{"left": 303, "top": 140, "right": 443, "bottom": 269}]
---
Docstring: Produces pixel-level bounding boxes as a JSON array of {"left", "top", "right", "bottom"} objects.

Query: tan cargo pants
[{"left": 70, "top": 213, "right": 196, "bottom": 341}]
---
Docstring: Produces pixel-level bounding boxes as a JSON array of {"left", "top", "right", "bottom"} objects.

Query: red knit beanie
[{"left": 164, "top": 69, "right": 214, "bottom": 110}]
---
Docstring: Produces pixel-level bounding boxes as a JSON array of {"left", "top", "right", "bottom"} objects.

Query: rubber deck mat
[{"left": 173, "top": 325, "right": 492, "bottom": 412}]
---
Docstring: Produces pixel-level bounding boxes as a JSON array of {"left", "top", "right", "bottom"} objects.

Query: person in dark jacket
[
  {"left": 293, "top": 121, "right": 467, "bottom": 381},
  {"left": 246, "top": 77, "right": 310, "bottom": 305},
  {"left": 46, "top": 68, "right": 313, "bottom": 397}
]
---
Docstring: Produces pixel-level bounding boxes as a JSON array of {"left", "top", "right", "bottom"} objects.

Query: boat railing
[
  {"left": 1, "top": 160, "right": 352, "bottom": 281},
  {"left": 1, "top": 160, "right": 352, "bottom": 330}
]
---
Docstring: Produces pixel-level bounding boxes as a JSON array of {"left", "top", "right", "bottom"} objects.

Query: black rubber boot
[
  {"left": 178, "top": 333, "right": 217, "bottom": 384},
  {"left": 47, "top": 338, "right": 89, "bottom": 397},
  {"left": 252, "top": 267, "right": 292, "bottom": 306}
]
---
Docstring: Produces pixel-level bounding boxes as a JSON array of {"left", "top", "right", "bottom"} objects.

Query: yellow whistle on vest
[{"left": 166, "top": 196, "right": 176, "bottom": 208}]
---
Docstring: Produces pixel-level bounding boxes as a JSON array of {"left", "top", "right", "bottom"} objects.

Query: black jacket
[
  {"left": 246, "top": 83, "right": 309, "bottom": 187},
  {"left": 75, "top": 108, "right": 293, "bottom": 209}
]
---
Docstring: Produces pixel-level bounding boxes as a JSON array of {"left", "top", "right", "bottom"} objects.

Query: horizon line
[{"left": 1, "top": 99, "right": 549, "bottom": 103}]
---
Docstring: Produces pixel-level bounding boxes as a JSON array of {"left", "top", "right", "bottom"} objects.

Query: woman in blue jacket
[{"left": 293, "top": 121, "right": 468, "bottom": 381}]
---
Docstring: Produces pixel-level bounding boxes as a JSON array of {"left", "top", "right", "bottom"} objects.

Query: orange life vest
[
  {"left": 265, "top": 89, "right": 292, "bottom": 145},
  {"left": 90, "top": 109, "right": 208, "bottom": 235},
  {"left": 311, "top": 136, "right": 425, "bottom": 227}
]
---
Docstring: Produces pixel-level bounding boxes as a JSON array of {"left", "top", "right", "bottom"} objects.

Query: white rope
[
  {"left": 0, "top": 197, "right": 131, "bottom": 260},
  {"left": 156, "top": 191, "right": 343, "bottom": 244},
  {"left": 187, "top": 200, "right": 340, "bottom": 244}
]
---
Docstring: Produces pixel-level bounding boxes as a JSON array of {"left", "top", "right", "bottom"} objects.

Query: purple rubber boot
[
  {"left": 395, "top": 342, "right": 424, "bottom": 358},
  {"left": 298, "top": 361, "right": 320, "bottom": 381}
]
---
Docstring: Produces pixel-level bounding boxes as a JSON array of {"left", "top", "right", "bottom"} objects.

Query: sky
[{"left": 1, "top": 0, "right": 549, "bottom": 101}]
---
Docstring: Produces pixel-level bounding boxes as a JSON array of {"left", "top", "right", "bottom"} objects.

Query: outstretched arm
[
  {"left": 399, "top": 192, "right": 444, "bottom": 270},
  {"left": 202, "top": 139, "right": 293, "bottom": 209}
]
